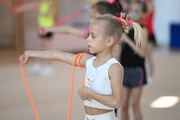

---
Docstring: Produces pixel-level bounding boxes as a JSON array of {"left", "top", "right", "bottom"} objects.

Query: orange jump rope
[{"left": 20, "top": 53, "right": 86, "bottom": 120}]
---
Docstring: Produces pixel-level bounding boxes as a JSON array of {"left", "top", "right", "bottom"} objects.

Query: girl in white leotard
[{"left": 19, "top": 13, "right": 143, "bottom": 120}]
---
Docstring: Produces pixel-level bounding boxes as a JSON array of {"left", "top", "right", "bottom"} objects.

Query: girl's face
[
  {"left": 129, "top": 2, "right": 144, "bottom": 22},
  {"left": 87, "top": 21, "right": 107, "bottom": 54},
  {"left": 89, "top": 8, "right": 102, "bottom": 23}
]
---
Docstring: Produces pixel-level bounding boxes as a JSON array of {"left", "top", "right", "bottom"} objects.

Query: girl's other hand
[
  {"left": 78, "top": 86, "right": 90, "bottom": 100},
  {"left": 38, "top": 26, "right": 48, "bottom": 35}
]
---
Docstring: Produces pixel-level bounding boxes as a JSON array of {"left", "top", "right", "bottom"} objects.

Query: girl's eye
[
  {"left": 90, "top": 34, "right": 95, "bottom": 39},
  {"left": 87, "top": 33, "right": 90, "bottom": 37},
  {"left": 92, "top": 35, "right": 95, "bottom": 38}
]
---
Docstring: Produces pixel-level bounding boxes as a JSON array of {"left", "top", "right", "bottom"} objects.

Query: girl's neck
[
  {"left": 95, "top": 52, "right": 113, "bottom": 63},
  {"left": 93, "top": 55, "right": 112, "bottom": 68},
  {"left": 135, "top": 19, "right": 143, "bottom": 24}
]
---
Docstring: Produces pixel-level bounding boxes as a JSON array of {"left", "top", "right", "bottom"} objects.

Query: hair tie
[
  {"left": 127, "top": 20, "right": 133, "bottom": 25},
  {"left": 117, "top": 12, "right": 133, "bottom": 25},
  {"left": 83, "top": 28, "right": 88, "bottom": 39},
  {"left": 120, "top": 12, "right": 124, "bottom": 18},
  {"left": 108, "top": 0, "right": 116, "bottom": 4}
]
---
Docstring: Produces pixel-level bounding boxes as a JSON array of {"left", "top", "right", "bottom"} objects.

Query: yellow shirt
[{"left": 38, "top": 1, "right": 56, "bottom": 26}]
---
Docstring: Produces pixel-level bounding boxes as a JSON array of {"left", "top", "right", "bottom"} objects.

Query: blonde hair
[
  {"left": 94, "top": 14, "right": 123, "bottom": 43},
  {"left": 121, "top": 13, "right": 143, "bottom": 46},
  {"left": 94, "top": 13, "right": 143, "bottom": 46}
]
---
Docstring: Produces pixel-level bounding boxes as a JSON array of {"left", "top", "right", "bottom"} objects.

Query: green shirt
[{"left": 38, "top": 1, "right": 56, "bottom": 26}]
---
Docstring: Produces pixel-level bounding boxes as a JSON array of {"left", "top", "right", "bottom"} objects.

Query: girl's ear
[{"left": 106, "top": 36, "right": 115, "bottom": 47}]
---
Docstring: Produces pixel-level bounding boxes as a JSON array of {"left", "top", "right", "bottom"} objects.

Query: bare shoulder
[
  {"left": 110, "top": 63, "right": 124, "bottom": 73},
  {"left": 142, "top": 27, "right": 149, "bottom": 43},
  {"left": 142, "top": 27, "right": 148, "bottom": 35},
  {"left": 109, "top": 63, "right": 124, "bottom": 82}
]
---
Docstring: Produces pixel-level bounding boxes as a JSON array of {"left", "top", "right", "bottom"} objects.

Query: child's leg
[
  {"left": 131, "top": 86, "right": 143, "bottom": 120},
  {"left": 146, "top": 42, "right": 155, "bottom": 84},
  {"left": 39, "top": 33, "right": 54, "bottom": 76}
]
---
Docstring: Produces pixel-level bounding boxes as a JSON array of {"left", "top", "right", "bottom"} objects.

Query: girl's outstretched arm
[
  {"left": 39, "top": 25, "right": 85, "bottom": 38},
  {"left": 19, "top": 50, "right": 92, "bottom": 67}
]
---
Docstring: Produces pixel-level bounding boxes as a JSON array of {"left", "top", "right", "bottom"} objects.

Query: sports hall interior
[{"left": 0, "top": 0, "right": 180, "bottom": 120}]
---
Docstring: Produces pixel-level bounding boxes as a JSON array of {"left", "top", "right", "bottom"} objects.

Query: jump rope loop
[
  {"left": 20, "top": 52, "right": 86, "bottom": 120},
  {"left": 20, "top": 63, "right": 40, "bottom": 120},
  {"left": 68, "top": 52, "right": 86, "bottom": 120}
]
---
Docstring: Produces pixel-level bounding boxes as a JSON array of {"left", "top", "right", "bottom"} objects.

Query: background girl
[
  {"left": 142, "top": 0, "right": 157, "bottom": 84},
  {"left": 38, "top": 0, "right": 122, "bottom": 39},
  {"left": 28, "top": 0, "right": 57, "bottom": 76},
  {"left": 119, "top": 1, "right": 149, "bottom": 120}
]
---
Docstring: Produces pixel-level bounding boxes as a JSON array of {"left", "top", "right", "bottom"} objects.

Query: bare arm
[
  {"left": 19, "top": 50, "right": 92, "bottom": 67},
  {"left": 78, "top": 63, "right": 124, "bottom": 108},
  {"left": 14, "top": 2, "right": 40, "bottom": 13},
  {"left": 121, "top": 27, "right": 149, "bottom": 58},
  {"left": 39, "top": 25, "right": 85, "bottom": 38}
]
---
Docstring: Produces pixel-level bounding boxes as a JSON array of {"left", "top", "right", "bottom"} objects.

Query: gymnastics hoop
[{"left": 131, "top": 0, "right": 144, "bottom": 20}]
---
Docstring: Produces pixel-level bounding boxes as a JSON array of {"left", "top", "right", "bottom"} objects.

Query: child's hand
[
  {"left": 19, "top": 52, "right": 30, "bottom": 64},
  {"left": 38, "top": 27, "right": 49, "bottom": 35},
  {"left": 78, "top": 86, "right": 90, "bottom": 100}
]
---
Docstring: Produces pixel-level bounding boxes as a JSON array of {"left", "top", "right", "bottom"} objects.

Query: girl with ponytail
[
  {"left": 119, "top": 1, "right": 149, "bottom": 120},
  {"left": 19, "top": 12, "right": 143, "bottom": 120}
]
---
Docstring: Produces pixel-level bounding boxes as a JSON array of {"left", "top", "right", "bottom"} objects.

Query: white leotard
[{"left": 84, "top": 56, "right": 120, "bottom": 110}]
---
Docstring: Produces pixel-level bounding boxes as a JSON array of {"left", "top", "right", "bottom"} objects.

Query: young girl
[
  {"left": 19, "top": 13, "right": 143, "bottom": 120},
  {"left": 27, "top": 0, "right": 57, "bottom": 76},
  {"left": 119, "top": 1, "right": 149, "bottom": 120},
  {"left": 142, "top": 0, "right": 156, "bottom": 84},
  {"left": 38, "top": 0, "right": 122, "bottom": 41},
  {"left": 39, "top": 0, "right": 123, "bottom": 116}
]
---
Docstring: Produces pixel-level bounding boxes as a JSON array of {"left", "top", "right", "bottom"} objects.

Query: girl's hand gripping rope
[{"left": 19, "top": 53, "right": 30, "bottom": 65}]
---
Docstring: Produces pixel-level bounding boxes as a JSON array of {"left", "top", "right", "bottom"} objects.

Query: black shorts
[
  {"left": 123, "top": 67, "right": 147, "bottom": 88},
  {"left": 38, "top": 32, "right": 53, "bottom": 40}
]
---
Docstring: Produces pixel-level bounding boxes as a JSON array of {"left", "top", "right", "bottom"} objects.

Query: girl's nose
[{"left": 86, "top": 35, "right": 90, "bottom": 42}]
